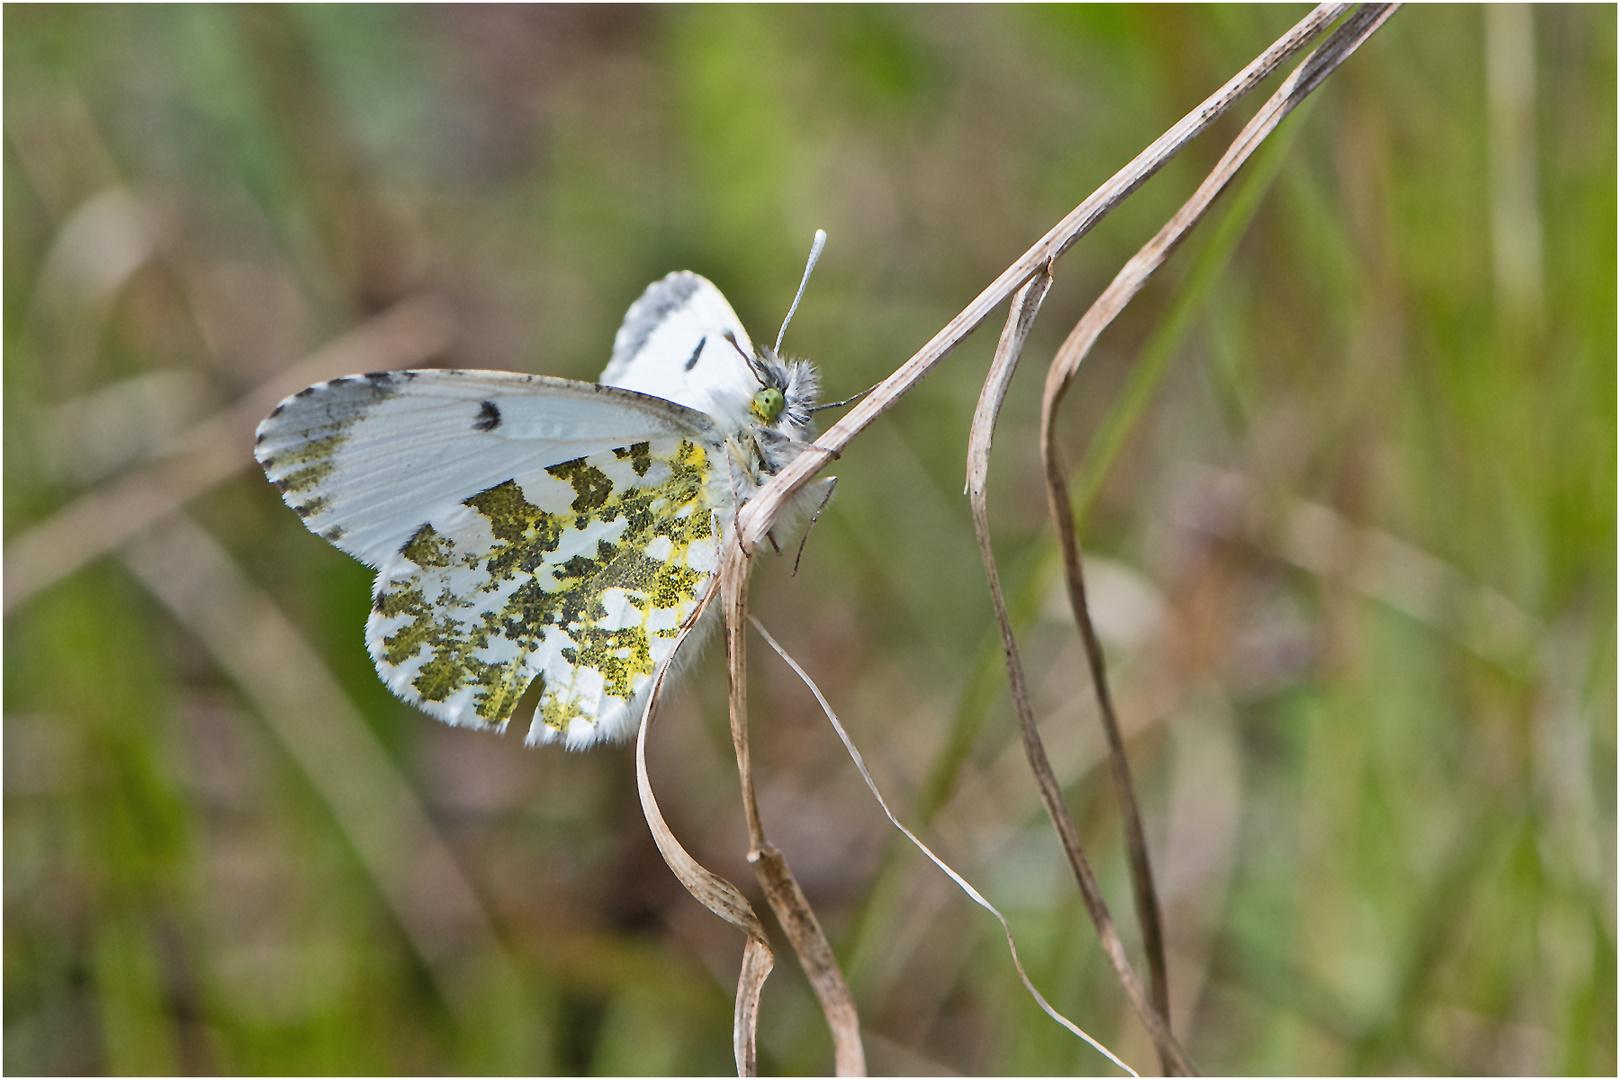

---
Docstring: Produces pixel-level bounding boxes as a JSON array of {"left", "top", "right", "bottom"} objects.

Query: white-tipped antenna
[{"left": 774, "top": 228, "right": 827, "bottom": 356}]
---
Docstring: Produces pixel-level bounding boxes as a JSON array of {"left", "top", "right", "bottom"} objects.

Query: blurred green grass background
[{"left": 4, "top": 5, "right": 1613, "bottom": 1075}]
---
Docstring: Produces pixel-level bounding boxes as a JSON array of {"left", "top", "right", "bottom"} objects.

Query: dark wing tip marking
[
  {"left": 294, "top": 385, "right": 320, "bottom": 398},
  {"left": 474, "top": 400, "right": 503, "bottom": 432},
  {"left": 684, "top": 336, "right": 707, "bottom": 371},
  {"left": 615, "top": 273, "right": 706, "bottom": 365}
]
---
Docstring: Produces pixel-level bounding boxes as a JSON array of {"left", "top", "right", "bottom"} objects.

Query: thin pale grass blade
[
  {"left": 719, "top": 541, "right": 866, "bottom": 1076},
  {"left": 5, "top": 294, "right": 456, "bottom": 614},
  {"left": 733, "top": 3, "right": 1354, "bottom": 555},
  {"left": 629, "top": 583, "right": 775, "bottom": 1077},
  {"left": 1032, "top": 3, "right": 1400, "bottom": 1057},
  {"left": 965, "top": 264, "right": 1053, "bottom": 496},
  {"left": 119, "top": 513, "right": 520, "bottom": 1030},
  {"left": 967, "top": 276, "right": 1195, "bottom": 1075},
  {"left": 633, "top": 614, "right": 767, "bottom": 936},
  {"left": 748, "top": 617, "right": 1139, "bottom": 1078}
]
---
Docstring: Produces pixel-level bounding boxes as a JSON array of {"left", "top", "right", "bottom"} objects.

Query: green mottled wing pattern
[{"left": 367, "top": 436, "right": 720, "bottom": 748}]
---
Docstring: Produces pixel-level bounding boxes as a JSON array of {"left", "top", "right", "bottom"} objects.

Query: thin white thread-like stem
[{"left": 749, "top": 616, "right": 1139, "bottom": 1078}]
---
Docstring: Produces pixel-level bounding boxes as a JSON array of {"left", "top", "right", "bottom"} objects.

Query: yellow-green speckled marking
[{"left": 366, "top": 437, "right": 719, "bottom": 738}]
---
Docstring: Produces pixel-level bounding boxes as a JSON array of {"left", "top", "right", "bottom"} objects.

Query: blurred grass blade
[
  {"left": 1066, "top": 99, "right": 1306, "bottom": 533},
  {"left": 119, "top": 513, "right": 520, "bottom": 1030},
  {"left": 5, "top": 294, "right": 455, "bottom": 615}
]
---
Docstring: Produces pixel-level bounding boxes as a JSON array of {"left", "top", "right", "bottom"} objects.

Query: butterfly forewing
[
  {"left": 255, "top": 370, "right": 720, "bottom": 567},
  {"left": 603, "top": 272, "right": 759, "bottom": 422}
]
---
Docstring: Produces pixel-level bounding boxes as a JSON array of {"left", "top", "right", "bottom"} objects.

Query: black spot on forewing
[
  {"left": 474, "top": 400, "right": 503, "bottom": 432},
  {"left": 684, "top": 337, "right": 706, "bottom": 371}
]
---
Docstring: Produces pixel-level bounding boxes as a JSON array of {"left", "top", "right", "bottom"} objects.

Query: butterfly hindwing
[{"left": 365, "top": 434, "right": 721, "bottom": 748}]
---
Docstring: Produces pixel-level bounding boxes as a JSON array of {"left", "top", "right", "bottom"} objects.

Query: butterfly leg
[{"left": 791, "top": 476, "right": 838, "bottom": 576}]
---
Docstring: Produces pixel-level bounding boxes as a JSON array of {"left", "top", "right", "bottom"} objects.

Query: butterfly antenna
[
  {"left": 721, "top": 330, "right": 770, "bottom": 389},
  {"left": 811, "top": 380, "right": 879, "bottom": 414},
  {"left": 774, "top": 228, "right": 827, "bottom": 357}
]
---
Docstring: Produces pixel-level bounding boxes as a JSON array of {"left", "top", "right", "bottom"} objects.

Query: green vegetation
[{"left": 6, "top": 6, "right": 1613, "bottom": 1074}]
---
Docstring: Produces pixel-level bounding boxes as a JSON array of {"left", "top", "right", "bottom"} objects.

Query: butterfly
[{"left": 255, "top": 234, "right": 832, "bottom": 749}]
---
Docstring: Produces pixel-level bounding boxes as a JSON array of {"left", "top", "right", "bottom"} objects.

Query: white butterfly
[{"left": 256, "top": 235, "right": 832, "bottom": 749}]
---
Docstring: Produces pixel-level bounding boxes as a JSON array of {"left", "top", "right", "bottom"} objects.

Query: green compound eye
[{"left": 753, "top": 387, "right": 786, "bottom": 422}]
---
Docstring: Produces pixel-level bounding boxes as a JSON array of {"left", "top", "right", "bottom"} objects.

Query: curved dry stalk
[
  {"left": 697, "top": 9, "right": 1374, "bottom": 1073},
  {"left": 631, "top": 583, "right": 777, "bottom": 1076},
  {"left": 750, "top": 845, "right": 864, "bottom": 1075},
  {"left": 734, "top": 937, "right": 775, "bottom": 1078},
  {"left": 966, "top": 271, "right": 1196, "bottom": 1076},
  {"left": 1043, "top": 4, "right": 1399, "bottom": 441},
  {"left": 719, "top": 541, "right": 866, "bottom": 1076},
  {"left": 733, "top": 3, "right": 1356, "bottom": 555},
  {"left": 1037, "top": 3, "right": 1397, "bottom": 1056}
]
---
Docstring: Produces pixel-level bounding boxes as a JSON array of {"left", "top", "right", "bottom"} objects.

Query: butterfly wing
[
  {"left": 256, "top": 369, "right": 727, "bottom": 747},
  {"left": 255, "top": 369, "right": 721, "bottom": 567},
  {"left": 365, "top": 435, "right": 722, "bottom": 748},
  {"left": 601, "top": 271, "right": 759, "bottom": 424}
]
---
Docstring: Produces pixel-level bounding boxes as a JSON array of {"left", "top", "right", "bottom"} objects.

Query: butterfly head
[
  {"left": 744, "top": 227, "right": 826, "bottom": 440},
  {"left": 753, "top": 386, "right": 786, "bottom": 423},
  {"left": 744, "top": 346, "right": 819, "bottom": 440}
]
